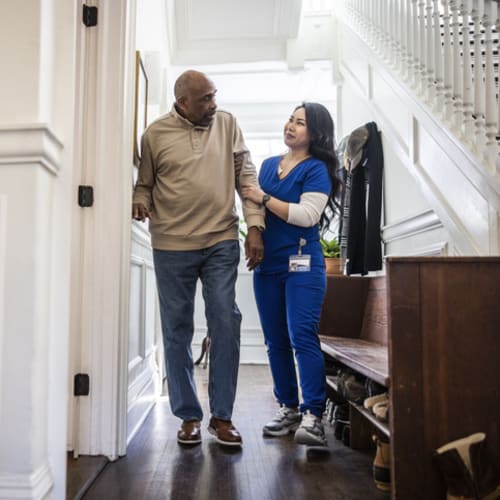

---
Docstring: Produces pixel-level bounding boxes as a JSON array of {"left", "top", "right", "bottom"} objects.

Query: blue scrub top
[{"left": 256, "top": 155, "right": 332, "bottom": 274}]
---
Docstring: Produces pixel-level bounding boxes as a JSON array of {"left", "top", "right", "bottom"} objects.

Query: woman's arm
[{"left": 240, "top": 185, "right": 328, "bottom": 227}]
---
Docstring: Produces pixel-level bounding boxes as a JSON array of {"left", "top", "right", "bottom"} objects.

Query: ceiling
[{"left": 166, "top": 0, "right": 303, "bottom": 65}]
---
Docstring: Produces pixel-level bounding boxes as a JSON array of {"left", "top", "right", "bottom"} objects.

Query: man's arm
[
  {"left": 234, "top": 150, "right": 265, "bottom": 270},
  {"left": 232, "top": 123, "right": 265, "bottom": 269},
  {"left": 233, "top": 141, "right": 265, "bottom": 230}
]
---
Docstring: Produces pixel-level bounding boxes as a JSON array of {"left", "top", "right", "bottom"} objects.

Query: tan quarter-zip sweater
[{"left": 133, "top": 106, "right": 265, "bottom": 250}]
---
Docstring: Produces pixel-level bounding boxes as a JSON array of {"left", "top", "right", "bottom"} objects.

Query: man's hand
[
  {"left": 245, "top": 226, "right": 264, "bottom": 271},
  {"left": 132, "top": 202, "right": 153, "bottom": 222}
]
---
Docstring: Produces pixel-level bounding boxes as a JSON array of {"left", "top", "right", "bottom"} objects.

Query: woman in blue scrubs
[{"left": 241, "top": 102, "right": 341, "bottom": 446}]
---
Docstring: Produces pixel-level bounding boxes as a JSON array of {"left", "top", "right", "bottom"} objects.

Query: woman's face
[{"left": 283, "top": 107, "right": 310, "bottom": 151}]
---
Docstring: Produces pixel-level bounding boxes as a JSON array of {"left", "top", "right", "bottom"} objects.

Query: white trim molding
[
  {"left": 131, "top": 222, "right": 152, "bottom": 248},
  {"left": 382, "top": 209, "right": 443, "bottom": 243},
  {"left": 0, "top": 124, "right": 63, "bottom": 175},
  {"left": 74, "top": 0, "right": 137, "bottom": 459},
  {"left": 386, "top": 241, "right": 448, "bottom": 258},
  {"left": 0, "top": 462, "right": 53, "bottom": 500}
]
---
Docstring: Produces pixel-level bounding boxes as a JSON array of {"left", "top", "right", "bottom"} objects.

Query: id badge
[{"left": 289, "top": 254, "right": 311, "bottom": 272}]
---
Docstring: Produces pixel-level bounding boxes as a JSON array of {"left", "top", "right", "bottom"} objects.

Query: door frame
[{"left": 68, "top": 0, "right": 137, "bottom": 459}]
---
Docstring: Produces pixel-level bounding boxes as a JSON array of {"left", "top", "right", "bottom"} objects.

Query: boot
[
  {"left": 332, "top": 403, "right": 349, "bottom": 441},
  {"left": 372, "top": 434, "right": 391, "bottom": 492},
  {"left": 434, "top": 432, "right": 500, "bottom": 500},
  {"left": 469, "top": 435, "right": 500, "bottom": 500}
]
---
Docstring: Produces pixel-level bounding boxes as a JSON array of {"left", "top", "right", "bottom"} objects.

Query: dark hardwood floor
[
  {"left": 67, "top": 454, "right": 108, "bottom": 500},
  {"left": 81, "top": 365, "right": 389, "bottom": 500}
]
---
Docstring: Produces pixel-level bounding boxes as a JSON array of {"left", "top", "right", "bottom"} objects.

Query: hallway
[{"left": 82, "top": 365, "right": 388, "bottom": 500}]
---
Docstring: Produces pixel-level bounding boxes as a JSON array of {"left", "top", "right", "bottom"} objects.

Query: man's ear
[{"left": 176, "top": 96, "right": 187, "bottom": 113}]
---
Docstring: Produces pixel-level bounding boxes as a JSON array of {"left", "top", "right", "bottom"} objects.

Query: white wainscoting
[{"left": 128, "top": 224, "right": 161, "bottom": 444}]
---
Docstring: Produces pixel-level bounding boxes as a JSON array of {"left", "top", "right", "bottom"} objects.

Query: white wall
[{"left": 0, "top": 0, "right": 78, "bottom": 497}]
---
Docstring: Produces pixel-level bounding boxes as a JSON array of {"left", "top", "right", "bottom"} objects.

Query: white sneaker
[
  {"left": 262, "top": 405, "right": 302, "bottom": 436},
  {"left": 294, "top": 410, "right": 327, "bottom": 446}
]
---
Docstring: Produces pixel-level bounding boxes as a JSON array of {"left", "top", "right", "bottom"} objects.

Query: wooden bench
[
  {"left": 318, "top": 257, "right": 500, "bottom": 500},
  {"left": 319, "top": 275, "right": 388, "bottom": 387},
  {"left": 318, "top": 274, "right": 389, "bottom": 443}
]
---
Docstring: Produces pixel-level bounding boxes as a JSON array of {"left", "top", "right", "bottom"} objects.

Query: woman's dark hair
[{"left": 296, "top": 102, "right": 342, "bottom": 234}]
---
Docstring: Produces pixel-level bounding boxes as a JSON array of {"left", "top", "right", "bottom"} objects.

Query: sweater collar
[{"left": 172, "top": 104, "right": 211, "bottom": 130}]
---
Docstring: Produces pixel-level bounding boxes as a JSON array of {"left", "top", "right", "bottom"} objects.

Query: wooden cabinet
[
  {"left": 319, "top": 257, "right": 500, "bottom": 499},
  {"left": 388, "top": 257, "right": 500, "bottom": 499}
]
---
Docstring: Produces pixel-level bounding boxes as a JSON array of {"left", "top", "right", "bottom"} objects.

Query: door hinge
[
  {"left": 82, "top": 4, "right": 98, "bottom": 27},
  {"left": 74, "top": 374, "right": 90, "bottom": 396},
  {"left": 78, "top": 185, "right": 94, "bottom": 207}
]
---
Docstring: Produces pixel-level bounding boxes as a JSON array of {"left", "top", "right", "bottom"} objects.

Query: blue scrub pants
[
  {"left": 254, "top": 268, "right": 327, "bottom": 417},
  {"left": 153, "top": 240, "right": 242, "bottom": 422}
]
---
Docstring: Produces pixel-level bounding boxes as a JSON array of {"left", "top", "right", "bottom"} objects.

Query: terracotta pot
[{"left": 324, "top": 257, "right": 343, "bottom": 275}]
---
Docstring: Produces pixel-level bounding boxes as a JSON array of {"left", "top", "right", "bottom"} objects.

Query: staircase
[{"left": 335, "top": 0, "right": 500, "bottom": 256}]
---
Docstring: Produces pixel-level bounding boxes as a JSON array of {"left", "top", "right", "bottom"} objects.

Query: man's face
[{"left": 178, "top": 76, "right": 217, "bottom": 126}]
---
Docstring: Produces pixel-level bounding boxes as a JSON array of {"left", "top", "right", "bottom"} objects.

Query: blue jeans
[
  {"left": 253, "top": 268, "right": 326, "bottom": 416},
  {"left": 153, "top": 240, "right": 242, "bottom": 421}
]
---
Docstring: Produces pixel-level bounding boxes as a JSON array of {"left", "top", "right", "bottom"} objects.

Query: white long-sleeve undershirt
[{"left": 286, "top": 192, "right": 329, "bottom": 227}]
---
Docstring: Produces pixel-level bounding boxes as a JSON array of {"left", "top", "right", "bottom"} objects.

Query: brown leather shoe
[
  {"left": 208, "top": 417, "right": 242, "bottom": 447},
  {"left": 177, "top": 420, "right": 201, "bottom": 445}
]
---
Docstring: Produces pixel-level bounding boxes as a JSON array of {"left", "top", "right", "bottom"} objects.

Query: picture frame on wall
[{"left": 133, "top": 51, "right": 148, "bottom": 166}]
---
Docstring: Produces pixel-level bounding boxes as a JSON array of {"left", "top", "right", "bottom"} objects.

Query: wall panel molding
[
  {"left": 382, "top": 209, "right": 443, "bottom": 243},
  {"left": 0, "top": 462, "right": 53, "bottom": 500},
  {"left": 0, "top": 124, "right": 63, "bottom": 175}
]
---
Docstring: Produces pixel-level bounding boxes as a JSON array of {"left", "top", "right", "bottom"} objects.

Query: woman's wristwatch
[{"left": 262, "top": 194, "right": 271, "bottom": 206}]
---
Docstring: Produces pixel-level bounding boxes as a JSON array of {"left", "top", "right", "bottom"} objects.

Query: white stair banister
[
  {"left": 451, "top": 0, "right": 465, "bottom": 131},
  {"left": 461, "top": 1, "right": 475, "bottom": 143},
  {"left": 336, "top": 0, "right": 499, "bottom": 179},
  {"left": 412, "top": 0, "right": 421, "bottom": 89},
  {"left": 497, "top": 12, "right": 500, "bottom": 177},
  {"left": 419, "top": 0, "right": 428, "bottom": 95},
  {"left": 406, "top": 0, "right": 414, "bottom": 81},
  {"left": 472, "top": 0, "right": 486, "bottom": 150},
  {"left": 426, "top": 0, "right": 436, "bottom": 101},
  {"left": 442, "top": 0, "right": 455, "bottom": 119},
  {"left": 434, "top": 0, "right": 445, "bottom": 112},
  {"left": 482, "top": 1, "right": 499, "bottom": 171}
]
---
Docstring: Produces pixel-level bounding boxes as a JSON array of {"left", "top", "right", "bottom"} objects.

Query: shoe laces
[
  {"left": 301, "top": 410, "right": 319, "bottom": 429},
  {"left": 276, "top": 405, "right": 297, "bottom": 420}
]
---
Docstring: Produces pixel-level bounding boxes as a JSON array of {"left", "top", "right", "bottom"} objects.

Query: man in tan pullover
[{"left": 132, "top": 70, "right": 264, "bottom": 447}]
